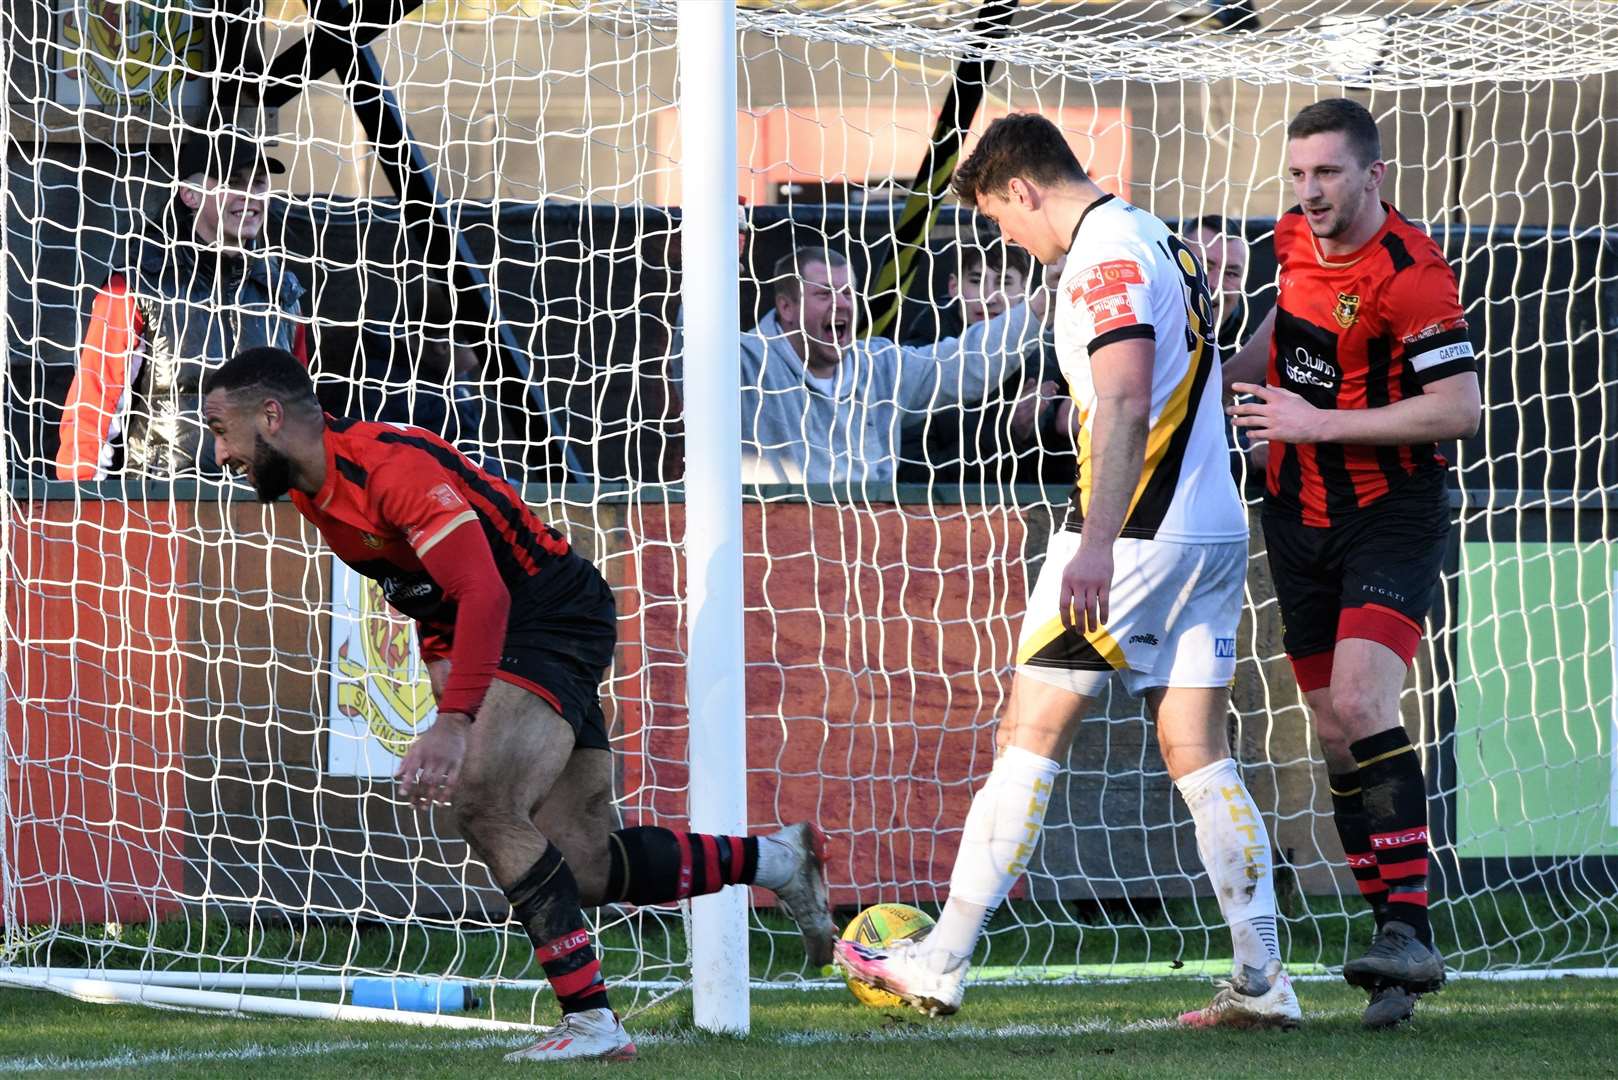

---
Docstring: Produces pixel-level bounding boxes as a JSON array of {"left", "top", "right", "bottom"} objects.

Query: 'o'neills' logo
[
  {"left": 62, "top": 1, "right": 207, "bottom": 109},
  {"left": 1333, "top": 292, "right": 1361, "bottom": 329}
]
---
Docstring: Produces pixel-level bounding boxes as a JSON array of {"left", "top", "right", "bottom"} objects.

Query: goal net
[{"left": 3, "top": 0, "right": 1616, "bottom": 1027}]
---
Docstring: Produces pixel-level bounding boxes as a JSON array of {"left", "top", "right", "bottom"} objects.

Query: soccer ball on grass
[{"left": 839, "top": 902, "right": 935, "bottom": 1008}]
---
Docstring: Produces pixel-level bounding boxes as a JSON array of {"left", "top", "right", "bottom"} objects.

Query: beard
[
  {"left": 1310, "top": 190, "right": 1364, "bottom": 240},
  {"left": 249, "top": 434, "right": 295, "bottom": 502}
]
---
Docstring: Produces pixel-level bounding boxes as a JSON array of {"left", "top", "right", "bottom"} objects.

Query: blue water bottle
[{"left": 350, "top": 977, "right": 479, "bottom": 1013}]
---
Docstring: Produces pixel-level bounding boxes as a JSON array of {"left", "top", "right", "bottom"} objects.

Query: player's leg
[
  {"left": 529, "top": 745, "right": 618, "bottom": 904},
  {"left": 1312, "top": 490, "right": 1449, "bottom": 1026},
  {"left": 1300, "top": 675, "right": 1417, "bottom": 1026},
  {"left": 531, "top": 741, "right": 837, "bottom": 967},
  {"left": 928, "top": 671, "right": 1090, "bottom": 963},
  {"left": 834, "top": 528, "right": 1109, "bottom": 1015},
  {"left": 1265, "top": 518, "right": 1413, "bottom": 1028},
  {"left": 1152, "top": 687, "right": 1281, "bottom": 970},
  {"left": 1325, "top": 638, "right": 1442, "bottom": 982},
  {"left": 834, "top": 670, "right": 1091, "bottom": 1015},
  {"left": 1138, "top": 539, "right": 1298, "bottom": 1029},
  {"left": 452, "top": 681, "right": 634, "bottom": 1062},
  {"left": 1262, "top": 514, "right": 1397, "bottom": 926},
  {"left": 1154, "top": 687, "right": 1297, "bottom": 1029}
]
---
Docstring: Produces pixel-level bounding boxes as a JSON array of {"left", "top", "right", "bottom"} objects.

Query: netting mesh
[{"left": 3, "top": 0, "right": 1617, "bottom": 1026}]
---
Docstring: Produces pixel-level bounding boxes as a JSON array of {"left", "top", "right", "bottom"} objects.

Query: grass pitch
[{"left": 3, "top": 976, "right": 1616, "bottom": 1079}]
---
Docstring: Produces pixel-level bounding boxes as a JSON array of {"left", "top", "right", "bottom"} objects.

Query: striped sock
[
  {"left": 1329, "top": 770, "right": 1390, "bottom": 925},
  {"left": 604, "top": 827, "right": 758, "bottom": 905},
  {"left": 535, "top": 927, "right": 609, "bottom": 1015},
  {"left": 1351, "top": 728, "right": 1432, "bottom": 946},
  {"left": 507, "top": 846, "right": 610, "bottom": 1015}
]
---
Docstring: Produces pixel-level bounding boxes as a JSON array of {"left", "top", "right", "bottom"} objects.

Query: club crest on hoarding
[
  {"left": 333, "top": 572, "right": 435, "bottom": 763},
  {"left": 61, "top": 1, "right": 206, "bottom": 110}
]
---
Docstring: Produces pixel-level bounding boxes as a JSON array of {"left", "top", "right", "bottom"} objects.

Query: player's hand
[
  {"left": 396, "top": 712, "right": 470, "bottom": 812},
  {"left": 1227, "top": 382, "right": 1328, "bottom": 444},
  {"left": 1060, "top": 540, "right": 1113, "bottom": 635}
]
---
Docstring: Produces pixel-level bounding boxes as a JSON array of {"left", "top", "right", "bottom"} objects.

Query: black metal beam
[
  {"left": 275, "top": 2, "right": 581, "bottom": 483},
  {"left": 342, "top": 46, "right": 581, "bottom": 482},
  {"left": 260, "top": 0, "right": 426, "bottom": 110}
]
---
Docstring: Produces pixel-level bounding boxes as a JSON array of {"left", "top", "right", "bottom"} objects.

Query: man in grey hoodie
[{"left": 727, "top": 245, "right": 1050, "bottom": 485}]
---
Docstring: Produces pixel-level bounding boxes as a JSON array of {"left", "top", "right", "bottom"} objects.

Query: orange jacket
[
  {"left": 55, "top": 274, "right": 310, "bottom": 481},
  {"left": 55, "top": 274, "right": 141, "bottom": 481}
]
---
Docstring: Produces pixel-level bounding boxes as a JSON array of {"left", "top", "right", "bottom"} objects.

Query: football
[{"left": 839, "top": 902, "right": 936, "bottom": 1007}]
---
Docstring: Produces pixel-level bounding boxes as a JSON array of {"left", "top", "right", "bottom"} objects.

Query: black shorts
[
  {"left": 1261, "top": 469, "right": 1452, "bottom": 665},
  {"left": 495, "top": 552, "right": 618, "bottom": 752}
]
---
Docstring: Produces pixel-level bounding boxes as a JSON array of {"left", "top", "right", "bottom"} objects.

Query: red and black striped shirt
[
  {"left": 290, "top": 416, "right": 571, "bottom": 714},
  {"left": 1266, "top": 203, "right": 1476, "bottom": 527}
]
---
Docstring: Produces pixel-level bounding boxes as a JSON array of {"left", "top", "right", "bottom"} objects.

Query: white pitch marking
[{"left": 0, "top": 1034, "right": 528, "bottom": 1074}]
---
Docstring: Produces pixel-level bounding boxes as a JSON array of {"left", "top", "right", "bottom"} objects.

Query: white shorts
[{"left": 1015, "top": 530, "right": 1246, "bottom": 698}]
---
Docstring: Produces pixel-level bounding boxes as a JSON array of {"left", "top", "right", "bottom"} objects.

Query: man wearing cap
[{"left": 55, "top": 128, "right": 309, "bottom": 480}]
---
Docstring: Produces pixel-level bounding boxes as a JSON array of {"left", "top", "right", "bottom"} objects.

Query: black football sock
[
  {"left": 1329, "top": 769, "right": 1390, "bottom": 926},
  {"left": 507, "top": 845, "right": 611, "bottom": 1015},
  {"left": 604, "top": 826, "right": 759, "bottom": 905},
  {"left": 1351, "top": 727, "right": 1433, "bottom": 947}
]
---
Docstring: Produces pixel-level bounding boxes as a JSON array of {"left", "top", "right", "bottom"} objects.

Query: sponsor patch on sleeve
[
  {"left": 1086, "top": 290, "right": 1139, "bottom": 333},
  {"left": 427, "top": 482, "right": 465, "bottom": 509},
  {"left": 1080, "top": 260, "right": 1145, "bottom": 296},
  {"left": 1070, "top": 259, "right": 1146, "bottom": 333}
]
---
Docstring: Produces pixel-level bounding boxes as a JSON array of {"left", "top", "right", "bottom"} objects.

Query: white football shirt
[{"left": 1053, "top": 195, "right": 1247, "bottom": 543}]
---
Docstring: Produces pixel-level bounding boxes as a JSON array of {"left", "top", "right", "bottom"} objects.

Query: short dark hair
[
  {"left": 203, "top": 346, "right": 320, "bottom": 414},
  {"left": 773, "top": 245, "right": 850, "bottom": 304},
  {"left": 1189, "top": 214, "right": 1228, "bottom": 237},
  {"left": 1286, "top": 98, "right": 1382, "bottom": 166},
  {"left": 959, "top": 236, "right": 1032, "bottom": 283},
  {"left": 952, "top": 113, "right": 1088, "bottom": 204}
]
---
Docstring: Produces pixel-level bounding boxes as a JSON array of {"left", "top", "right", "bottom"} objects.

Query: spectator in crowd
[
  {"left": 55, "top": 127, "right": 308, "bottom": 481},
  {"left": 898, "top": 232, "right": 1031, "bottom": 347},
  {"left": 345, "top": 290, "right": 511, "bottom": 476},
  {"left": 900, "top": 238, "right": 1053, "bottom": 484},
  {"left": 950, "top": 239, "right": 1032, "bottom": 330},
  {"left": 1186, "top": 215, "right": 1267, "bottom": 478},
  {"left": 1186, "top": 215, "right": 1252, "bottom": 360},
  {"left": 718, "top": 244, "right": 1049, "bottom": 485}
]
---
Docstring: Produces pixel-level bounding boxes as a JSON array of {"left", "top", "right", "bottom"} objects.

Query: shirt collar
[
  {"left": 308, "top": 423, "right": 340, "bottom": 510},
  {"left": 1068, "top": 192, "right": 1117, "bottom": 250}
]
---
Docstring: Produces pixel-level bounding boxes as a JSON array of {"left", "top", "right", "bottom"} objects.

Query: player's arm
[
  {"left": 1231, "top": 261, "right": 1480, "bottom": 445},
  {"left": 371, "top": 463, "right": 511, "bottom": 809},
  {"left": 1061, "top": 336, "right": 1154, "bottom": 634},
  {"left": 393, "top": 519, "right": 510, "bottom": 811},
  {"left": 414, "top": 523, "right": 511, "bottom": 719},
  {"left": 1244, "top": 371, "right": 1480, "bottom": 445},
  {"left": 426, "top": 657, "right": 451, "bottom": 703},
  {"left": 1221, "top": 306, "right": 1274, "bottom": 392}
]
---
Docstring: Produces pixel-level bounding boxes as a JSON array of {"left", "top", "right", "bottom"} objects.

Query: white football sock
[
  {"left": 928, "top": 746, "right": 1062, "bottom": 971},
  {"left": 754, "top": 831, "right": 796, "bottom": 891},
  {"left": 1173, "top": 756, "right": 1281, "bottom": 972}
]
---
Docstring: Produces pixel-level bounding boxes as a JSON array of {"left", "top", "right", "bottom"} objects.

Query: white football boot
[
  {"left": 764, "top": 823, "right": 839, "bottom": 968},
  {"left": 832, "top": 937, "right": 967, "bottom": 1017},
  {"left": 1177, "top": 959, "right": 1302, "bottom": 1031},
  {"left": 503, "top": 1008, "right": 637, "bottom": 1063}
]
